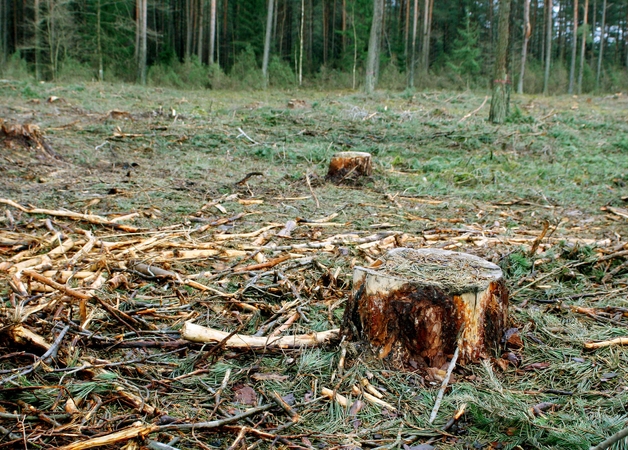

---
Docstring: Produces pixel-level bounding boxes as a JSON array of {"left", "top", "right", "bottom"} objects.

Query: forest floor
[{"left": 1, "top": 80, "right": 628, "bottom": 449}]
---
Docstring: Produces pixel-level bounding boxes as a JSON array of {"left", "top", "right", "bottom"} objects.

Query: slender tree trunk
[
  {"left": 421, "top": 0, "right": 432, "bottom": 73},
  {"left": 208, "top": 0, "right": 216, "bottom": 64},
  {"left": 138, "top": 0, "right": 147, "bottom": 84},
  {"left": 299, "top": 0, "right": 304, "bottom": 85},
  {"left": 0, "top": 0, "right": 6, "bottom": 67},
  {"left": 34, "top": 0, "right": 40, "bottom": 80},
  {"left": 365, "top": 0, "right": 384, "bottom": 93},
  {"left": 489, "top": 0, "right": 512, "bottom": 123},
  {"left": 197, "top": 0, "right": 204, "bottom": 62},
  {"left": 543, "top": 0, "right": 552, "bottom": 95},
  {"left": 185, "top": 0, "right": 192, "bottom": 59},
  {"left": 518, "top": 0, "right": 531, "bottom": 94},
  {"left": 595, "top": 0, "right": 606, "bottom": 89},
  {"left": 262, "top": 0, "right": 274, "bottom": 86},
  {"left": 590, "top": 0, "right": 596, "bottom": 67},
  {"left": 408, "top": 0, "right": 418, "bottom": 87},
  {"left": 577, "top": 0, "right": 588, "bottom": 93},
  {"left": 404, "top": 0, "right": 410, "bottom": 58},
  {"left": 323, "top": 0, "right": 327, "bottom": 64},
  {"left": 97, "top": 0, "right": 103, "bottom": 81},
  {"left": 568, "top": 0, "right": 578, "bottom": 94},
  {"left": 352, "top": 3, "right": 357, "bottom": 89},
  {"left": 342, "top": 0, "right": 346, "bottom": 54}
]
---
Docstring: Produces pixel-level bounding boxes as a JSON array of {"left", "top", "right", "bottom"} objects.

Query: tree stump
[
  {"left": 342, "top": 248, "right": 508, "bottom": 367},
  {"left": 326, "top": 151, "right": 372, "bottom": 184}
]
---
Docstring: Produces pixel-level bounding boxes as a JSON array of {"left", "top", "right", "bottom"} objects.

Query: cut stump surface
[
  {"left": 326, "top": 151, "right": 372, "bottom": 184},
  {"left": 342, "top": 247, "right": 508, "bottom": 367}
]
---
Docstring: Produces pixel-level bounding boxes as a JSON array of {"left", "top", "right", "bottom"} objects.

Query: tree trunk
[
  {"left": 299, "top": 0, "right": 304, "bottom": 85},
  {"left": 489, "top": 0, "right": 512, "bottom": 124},
  {"left": 517, "top": 0, "right": 531, "bottom": 94},
  {"left": 421, "top": 0, "right": 432, "bottom": 73},
  {"left": 0, "top": 0, "right": 6, "bottom": 67},
  {"left": 365, "top": 0, "right": 384, "bottom": 94},
  {"left": 197, "top": 0, "right": 204, "bottom": 62},
  {"left": 568, "top": 0, "right": 578, "bottom": 94},
  {"left": 138, "top": 0, "right": 147, "bottom": 85},
  {"left": 590, "top": 0, "right": 596, "bottom": 67},
  {"left": 408, "top": 0, "right": 419, "bottom": 87},
  {"left": 262, "top": 0, "right": 274, "bottom": 87},
  {"left": 543, "top": 0, "right": 552, "bottom": 95},
  {"left": 34, "top": 0, "right": 40, "bottom": 80},
  {"left": 185, "top": 0, "right": 192, "bottom": 59},
  {"left": 326, "top": 152, "right": 373, "bottom": 184},
  {"left": 577, "top": 0, "right": 588, "bottom": 94},
  {"left": 341, "top": 248, "right": 509, "bottom": 368},
  {"left": 209, "top": 0, "right": 216, "bottom": 64},
  {"left": 596, "top": 0, "right": 606, "bottom": 89},
  {"left": 97, "top": 0, "right": 103, "bottom": 81}
]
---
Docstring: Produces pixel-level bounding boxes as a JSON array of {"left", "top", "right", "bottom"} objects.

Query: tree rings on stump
[
  {"left": 342, "top": 247, "right": 508, "bottom": 367},
  {"left": 326, "top": 151, "right": 372, "bottom": 184}
]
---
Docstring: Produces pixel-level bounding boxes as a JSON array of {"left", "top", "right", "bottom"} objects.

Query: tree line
[{"left": 0, "top": 0, "right": 627, "bottom": 93}]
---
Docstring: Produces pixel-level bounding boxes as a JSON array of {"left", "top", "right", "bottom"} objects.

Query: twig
[
  {"left": 590, "top": 425, "right": 628, "bottom": 450},
  {"left": 584, "top": 337, "right": 628, "bottom": 349},
  {"left": 429, "top": 346, "right": 460, "bottom": 424},
  {"left": 22, "top": 269, "right": 92, "bottom": 300},
  {"left": 237, "top": 127, "right": 260, "bottom": 145},
  {"left": 457, "top": 96, "right": 489, "bottom": 124},
  {"left": 305, "top": 172, "right": 320, "bottom": 209}
]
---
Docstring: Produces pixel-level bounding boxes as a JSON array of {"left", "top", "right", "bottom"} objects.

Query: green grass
[{"left": 2, "top": 81, "right": 628, "bottom": 449}]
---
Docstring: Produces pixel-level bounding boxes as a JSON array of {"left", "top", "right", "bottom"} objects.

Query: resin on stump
[
  {"left": 342, "top": 248, "right": 508, "bottom": 367},
  {"left": 326, "top": 151, "right": 372, "bottom": 184}
]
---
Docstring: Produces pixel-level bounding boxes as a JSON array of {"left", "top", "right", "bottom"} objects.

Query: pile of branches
[{"left": 2, "top": 195, "right": 628, "bottom": 449}]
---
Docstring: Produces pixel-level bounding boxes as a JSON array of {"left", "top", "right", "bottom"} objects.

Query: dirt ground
[{"left": 2, "top": 81, "right": 628, "bottom": 449}]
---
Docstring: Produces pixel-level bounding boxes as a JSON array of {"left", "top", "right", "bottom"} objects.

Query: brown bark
[
  {"left": 342, "top": 248, "right": 509, "bottom": 367},
  {"left": 326, "top": 151, "right": 372, "bottom": 184},
  {"left": 489, "top": 0, "right": 512, "bottom": 123}
]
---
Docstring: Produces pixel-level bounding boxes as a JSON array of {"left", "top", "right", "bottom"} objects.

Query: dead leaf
[
  {"left": 233, "top": 384, "right": 257, "bottom": 406},
  {"left": 531, "top": 402, "right": 557, "bottom": 417},
  {"left": 503, "top": 327, "right": 524, "bottom": 349},
  {"left": 520, "top": 362, "right": 550, "bottom": 371},
  {"left": 349, "top": 399, "right": 365, "bottom": 416}
]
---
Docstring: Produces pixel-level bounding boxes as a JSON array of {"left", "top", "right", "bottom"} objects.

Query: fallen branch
[
  {"left": 181, "top": 322, "right": 339, "bottom": 349},
  {"left": 584, "top": 337, "right": 628, "bottom": 349},
  {"left": 429, "top": 345, "right": 460, "bottom": 424},
  {"left": 22, "top": 269, "right": 92, "bottom": 300},
  {"left": 457, "top": 96, "right": 489, "bottom": 124},
  {"left": 0, "top": 198, "right": 139, "bottom": 232},
  {"left": 590, "top": 425, "right": 628, "bottom": 450}
]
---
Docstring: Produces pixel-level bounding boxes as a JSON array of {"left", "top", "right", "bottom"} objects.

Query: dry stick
[
  {"left": 22, "top": 270, "right": 92, "bottom": 300},
  {"left": 227, "top": 426, "right": 249, "bottom": 450},
  {"left": 0, "top": 198, "right": 139, "bottom": 232},
  {"left": 584, "top": 337, "right": 628, "bottom": 349},
  {"left": 529, "top": 220, "right": 550, "bottom": 256},
  {"left": 602, "top": 259, "right": 628, "bottom": 283},
  {"left": 0, "top": 325, "right": 69, "bottom": 386},
  {"left": 590, "top": 426, "right": 628, "bottom": 450},
  {"left": 236, "top": 127, "right": 260, "bottom": 145},
  {"left": 457, "top": 96, "right": 489, "bottom": 124},
  {"left": 305, "top": 171, "right": 320, "bottom": 209},
  {"left": 234, "top": 255, "right": 291, "bottom": 273},
  {"left": 429, "top": 345, "right": 460, "bottom": 424}
]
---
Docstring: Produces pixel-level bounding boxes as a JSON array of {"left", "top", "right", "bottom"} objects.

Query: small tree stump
[
  {"left": 342, "top": 248, "right": 508, "bottom": 367},
  {"left": 326, "top": 151, "right": 372, "bottom": 183}
]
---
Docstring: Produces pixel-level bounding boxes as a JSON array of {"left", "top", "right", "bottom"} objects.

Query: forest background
[{"left": 1, "top": 0, "right": 628, "bottom": 94}]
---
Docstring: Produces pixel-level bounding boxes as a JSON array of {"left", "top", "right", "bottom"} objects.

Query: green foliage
[
  {"left": 379, "top": 57, "right": 406, "bottom": 90},
  {"left": 57, "top": 58, "right": 94, "bottom": 82},
  {"left": 268, "top": 56, "right": 295, "bottom": 88},
  {"left": 208, "top": 63, "right": 228, "bottom": 89},
  {"left": 446, "top": 10, "right": 482, "bottom": 89},
  {"left": 1, "top": 52, "right": 32, "bottom": 80},
  {"left": 229, "top": 45, "right": 263, "bottom": 90}
]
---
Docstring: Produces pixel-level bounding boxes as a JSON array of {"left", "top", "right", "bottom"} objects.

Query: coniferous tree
[
  {"left": 365, "top": 0, "right": 384, "bottom": 93},
  {"left": 447, "top": 10, "right": 481, "bottom": 89}
]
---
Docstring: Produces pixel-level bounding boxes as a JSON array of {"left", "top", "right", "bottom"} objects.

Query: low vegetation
[{"left": 1, "top": 80, "right": 628, "bottom": 449}]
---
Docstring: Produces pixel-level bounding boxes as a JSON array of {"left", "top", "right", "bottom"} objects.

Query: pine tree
[{"left": 447, "top": 10, "right": 481, "bottom": 89}]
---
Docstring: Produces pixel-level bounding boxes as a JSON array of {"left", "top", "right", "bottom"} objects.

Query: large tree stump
[
  {"left": 326, "top": 151, "right": 372, "bottom": 184},
  {"left": 342, "top": 248, "right": 508, "bottom": 367}
]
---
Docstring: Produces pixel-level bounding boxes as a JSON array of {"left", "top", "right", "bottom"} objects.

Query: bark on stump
[
  {"left": 326, "top": 151, "right": 372, "bottom": 184},
  {"left": 342, "top": 248, "right": 508, "bottom": 367}
]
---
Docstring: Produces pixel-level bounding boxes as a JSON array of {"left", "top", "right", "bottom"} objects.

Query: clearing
[{"left": 1, "top": 81, "right": 628, "bottom": 449}]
